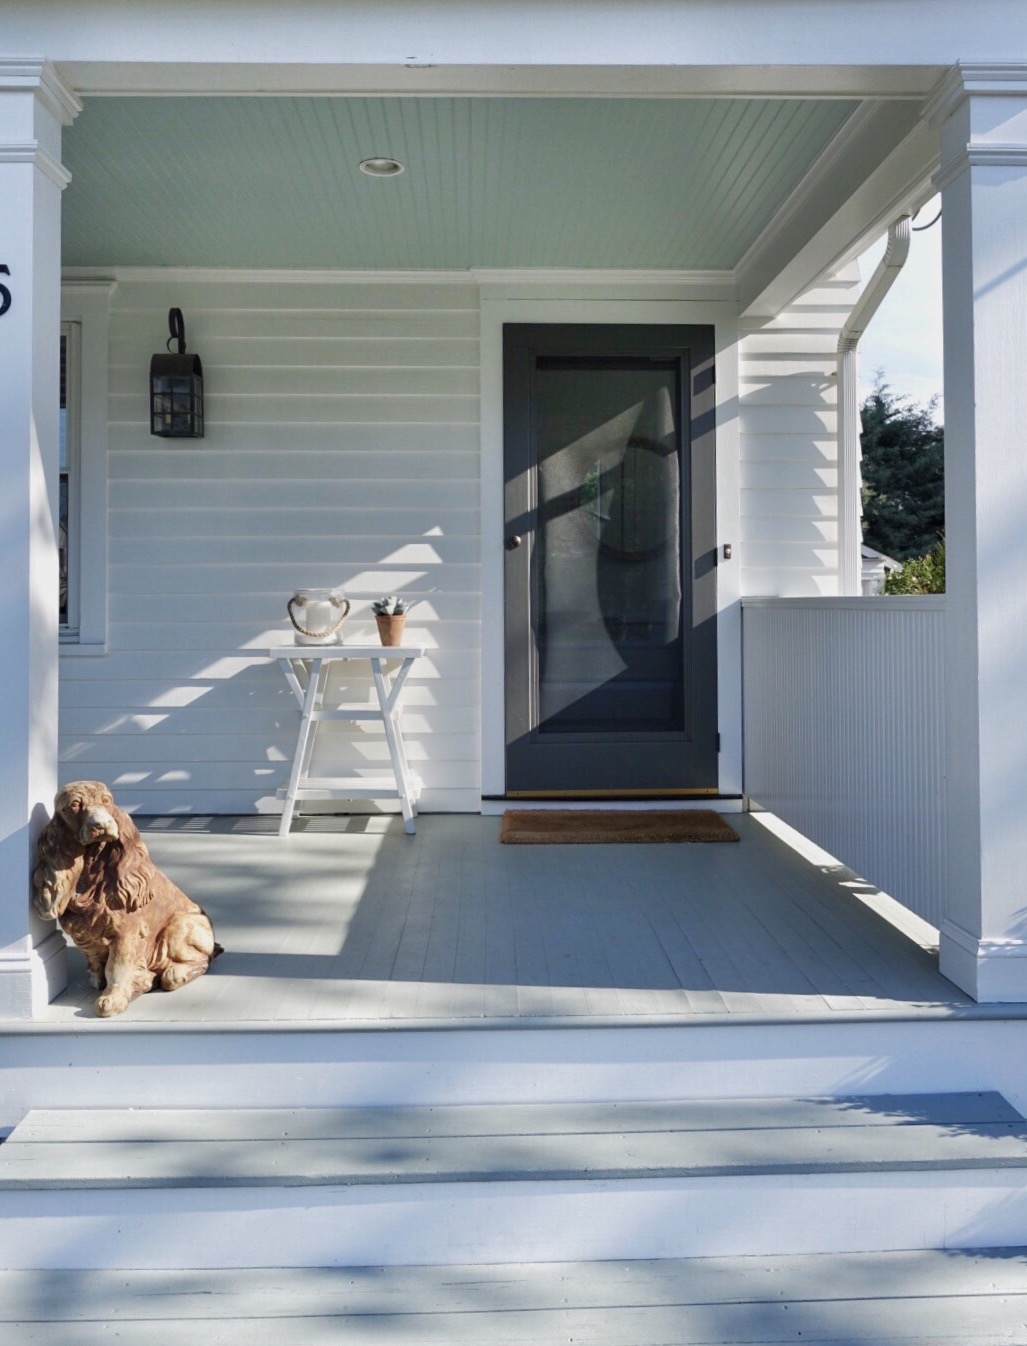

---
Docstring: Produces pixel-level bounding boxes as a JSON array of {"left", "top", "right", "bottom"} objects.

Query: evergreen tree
[{"left": 860, "top": 380, "right": 944, "bottom": 561}]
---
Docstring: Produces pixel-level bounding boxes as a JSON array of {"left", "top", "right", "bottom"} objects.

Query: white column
[
  {"left": 927, "top": 66, "right": 1027, "bottom": 1001},
  {"left": 0, "top": 60, "right": 80, "bottom": 1016}
]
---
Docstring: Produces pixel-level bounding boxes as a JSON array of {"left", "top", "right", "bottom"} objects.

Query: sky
[{"left": 856, "top": 195, "right": 944, "bottom": 418}]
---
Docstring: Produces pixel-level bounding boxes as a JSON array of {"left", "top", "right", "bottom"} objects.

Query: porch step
[
  {"left": 6, "top": 1019, "right": 1027, "bottom": 1128},
  {"left": 2, "top": 1092, "right": 1027, "bottom": 1269},
  {"left": 2, "top": 1249, "right": 1027, "bottom": 1344}
]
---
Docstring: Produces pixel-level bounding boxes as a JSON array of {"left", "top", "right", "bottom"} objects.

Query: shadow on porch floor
[{"left": 40, "top": 811, "right": 972, "bottom": 1026}]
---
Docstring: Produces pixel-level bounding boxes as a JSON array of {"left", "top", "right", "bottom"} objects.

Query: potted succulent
[{"left": 371, "top": 594, "right": 411, "bottom": 646}]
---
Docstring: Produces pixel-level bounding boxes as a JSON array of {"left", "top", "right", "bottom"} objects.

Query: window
[
  {"left": 59, "top": 322, "right": 81, "bottom": 634},
  {"left": 60, "top": 281, "right": 114, "bottom": 653}
]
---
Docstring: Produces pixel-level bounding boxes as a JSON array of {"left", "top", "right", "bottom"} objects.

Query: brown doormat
[{"left": 500, "top": 808, "right": 740, "bottom": 845}]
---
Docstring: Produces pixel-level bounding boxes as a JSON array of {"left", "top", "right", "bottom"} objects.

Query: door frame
[{"left": 480, "top": 288, "right": 742, "bottom": 801}]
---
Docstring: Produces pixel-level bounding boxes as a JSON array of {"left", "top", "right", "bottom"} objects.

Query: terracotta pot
[{"left": 375, "top": 612, "right": 407, "bottom": 647}]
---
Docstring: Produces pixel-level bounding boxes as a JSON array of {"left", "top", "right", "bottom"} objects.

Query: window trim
[
  {"left": 60, "top": 320, "right": 82, "bottom": 635},
  {"left": 60, "top": 279, "right": 114, "bottom": 654}
]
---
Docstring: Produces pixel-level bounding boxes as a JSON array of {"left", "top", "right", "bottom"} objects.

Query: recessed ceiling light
[{"left": 359, "top": 157, "right": 405, "bottom": 178}]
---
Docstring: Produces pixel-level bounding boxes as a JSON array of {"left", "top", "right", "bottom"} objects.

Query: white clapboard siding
[
  {"left": 109, "top": 424, "right": 481, "bottom": 454},
  {"left": 109, "top": 508, "right": 481, "bottom": 542},
  {"left": 112, "top": 478, "right": 481, "bottom": 510},
  {"left": 59, "top": 704, "right": 473, "bottom": 737},
  {"left": 742, "top": 597, "right": 947, "bottom": 926},
  {"left": 59, "top": 275, "right": 482, "bottom": 814},
  {"left": 738, "top": 267, "right": 859, "bottom": 596},
  {"left": 108, "top": 538, "right": 481, "bottom": 567}
]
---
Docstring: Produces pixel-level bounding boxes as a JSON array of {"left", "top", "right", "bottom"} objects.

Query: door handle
[{"left": 505, "top": 534, "right": 523, "bottom": 551}]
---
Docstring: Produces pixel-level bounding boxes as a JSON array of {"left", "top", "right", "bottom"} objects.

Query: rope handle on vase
[{"left": 287, "top": 595, "right": 351, "bottom": 638}]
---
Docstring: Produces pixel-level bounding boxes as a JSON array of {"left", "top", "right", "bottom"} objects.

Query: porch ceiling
[{"left": 61, "top": 94, "right": 866, "bottom": 272}]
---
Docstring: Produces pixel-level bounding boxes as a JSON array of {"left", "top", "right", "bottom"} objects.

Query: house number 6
[{"left": 0, "top": 265, "right": 10, "bottom": 317}]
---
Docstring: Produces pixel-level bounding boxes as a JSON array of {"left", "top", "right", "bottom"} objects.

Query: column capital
[
  {"left": 926, "top": 63, "right": 1027, "bottom": 192},
  {"left": 0, "top": 142, "right": 71, "bottom": 190},
  {"left": 0, "top": 58, "right": 80, "bottom": 190},
  {"left": 0, "top": 57, "right": 81, "bottom": 125},
  {"left": 924, "top": 62, "right": 1027, "bottom": 128}
]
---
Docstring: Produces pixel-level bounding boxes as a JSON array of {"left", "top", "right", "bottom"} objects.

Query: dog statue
[{"left": 33, "top": 781, "right": 222, "bottom": 1017}]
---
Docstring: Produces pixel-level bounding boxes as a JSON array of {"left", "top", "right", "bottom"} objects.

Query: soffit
[{"left": 61, "top": 95, "right": 859, "bottom": 271}]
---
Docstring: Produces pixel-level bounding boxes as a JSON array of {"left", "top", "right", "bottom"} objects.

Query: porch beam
[
  {"left": 930, "top": 64, "right": 1027, "bottom": 1001},
  {"left": 39, "top": 64, "right": 944, "bottom": 102},
  {"left": 738, "top": 106, "right": 936, "bottom": 322},
  {"left": 0, "top": 58, "right": 79, "bottom": 1016},
  {"left": 2, "top": 0, "right": 1023, "bottom": 95}
]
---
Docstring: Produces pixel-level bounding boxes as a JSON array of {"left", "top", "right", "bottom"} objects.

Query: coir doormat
[{"left": 500, "top": 809, "right": 740, "bottom": 845}]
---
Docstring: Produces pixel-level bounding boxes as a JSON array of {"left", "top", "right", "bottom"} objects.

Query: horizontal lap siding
[
  {"left": 739, "top": 268, "right": 858, "bottom": 597},
  {"left": 59, "top": 277, "right": 482, "bottom": 815}
]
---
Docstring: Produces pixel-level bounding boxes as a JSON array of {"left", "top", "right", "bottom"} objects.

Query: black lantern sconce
[{"left": 150, "top": 308, "right": 204, "bottom": 438}]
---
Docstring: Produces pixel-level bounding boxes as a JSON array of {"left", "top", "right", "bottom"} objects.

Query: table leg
[
  {"left": 371, "top": 657, "right": 417, "bottom": 835},
  {"left": 279, "top": 656, "right": 324, "bottom": 836}
]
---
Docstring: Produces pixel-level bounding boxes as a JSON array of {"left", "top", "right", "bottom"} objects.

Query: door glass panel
[{"left": 535, "top": 357, "right": 684, "bottom": 735}]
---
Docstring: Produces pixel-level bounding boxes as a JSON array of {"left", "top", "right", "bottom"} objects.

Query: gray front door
[{"left": 504, "top": 324, "right": 718, "bottom": 795}]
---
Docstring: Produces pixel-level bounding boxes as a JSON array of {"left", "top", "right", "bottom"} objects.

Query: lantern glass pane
[{"left": 150, "top": 359, "right": 203, "bottom": 437}]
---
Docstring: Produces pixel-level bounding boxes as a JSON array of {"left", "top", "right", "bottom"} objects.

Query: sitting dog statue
[{"left": 33, "top": 781, "right": 222, "bottom": 1017}]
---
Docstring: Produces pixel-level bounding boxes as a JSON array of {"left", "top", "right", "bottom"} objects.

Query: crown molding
[
  {"left": 934, "top": 143, "right": 1027, "bottom": 191},
  {"left": 923, "top": 62, "right": 1027, "bottom": 127},
  {"left": 60, "top": 276, "right": 118, "bottom": 313},
  {"left": 473, "top": 267, "right": 736, "bottom": 292},
  {"left": 61, "top": 264, "right": 737, "bottom": 293},
  {"left": 0, "top": 142, "right": 71, "bottom": 189},
  {"left": 62, "top": 265, "right": 478, "bottom": 286},
  {"left": 0, "top": 57, "right": 81, "bottom": 124},
  {"left": 60, "top": 275, "right": 118, "bottom": 292}
]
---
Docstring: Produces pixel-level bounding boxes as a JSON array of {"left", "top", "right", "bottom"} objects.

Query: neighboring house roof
[
  {"left": 861, "top": 544, "right": 899, "bottom": 569},
  {"left": 861, "top": 544, "right": 899, "bottom": 595}
]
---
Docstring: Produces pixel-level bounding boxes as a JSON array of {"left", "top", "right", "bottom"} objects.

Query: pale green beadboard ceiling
[{"left": 62, "top": 96, "right": 859, "bottom": 270}]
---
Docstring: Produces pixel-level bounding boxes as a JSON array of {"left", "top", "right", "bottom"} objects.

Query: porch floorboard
[
  {"left": 4, "top": 1250, "right": 1027, "bottom": 1344},
  {"left": 36, "top": 811, "right": 973, "bottom": 1027}
]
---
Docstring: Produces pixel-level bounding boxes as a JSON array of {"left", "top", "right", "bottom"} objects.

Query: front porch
[
  {"left": 9, "top": 805, "right": 1027, "bottom": 1344},
  {"left": 2, "top": 39, "right": 1026, "bottom": 1016},
  {"left": 39, "top": 810, "right": 968, "bottom": 1027}
]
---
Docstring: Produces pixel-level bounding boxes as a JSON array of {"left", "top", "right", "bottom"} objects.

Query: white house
[
  {"left": 4, "top": 4, "right": 1027, "bottom": 1333},
  {"left": 861, "top": 544, "right": 900, "bottom": 594},
  {"left": 3, "top": 2, "right": 1026, "bottom": 1020}
]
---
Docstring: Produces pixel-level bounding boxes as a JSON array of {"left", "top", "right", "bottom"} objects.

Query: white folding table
[{"left": 267, "top": 643, "right": 425, "bottom": 836}]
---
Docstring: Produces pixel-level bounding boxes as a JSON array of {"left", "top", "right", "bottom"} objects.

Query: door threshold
[{"left": 481, "top": 796, "right": 745, "bottom": 815}]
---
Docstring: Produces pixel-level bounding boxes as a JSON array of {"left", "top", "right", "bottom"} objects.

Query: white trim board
[
  {"left": 481, "top": 799, "right": 745, "bottom": 814},
  {"left": 60, "top": 279, "right": 114, "bottom": 653},
  {"left": 62, "top": 265, "right": 738, "bottom": 294},
  {"left": 479, "top": 294, "right": 742, "bottom": 800}
]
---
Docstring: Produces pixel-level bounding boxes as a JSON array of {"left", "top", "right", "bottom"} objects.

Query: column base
[
  {"left": 0, "top": 930, "right": 68, "bottom": 1018},
  {"left": 940, "top": 921, "right": 1027, "bottom": 1003}
]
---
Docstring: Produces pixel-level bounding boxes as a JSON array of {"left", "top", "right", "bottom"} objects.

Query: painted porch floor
[
  {"left": 37, "top": 810, "right": 973, "bottom": 1026},
  {"left": 6, "top": 1251, "right": 1027, "bottom": 1345}
]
